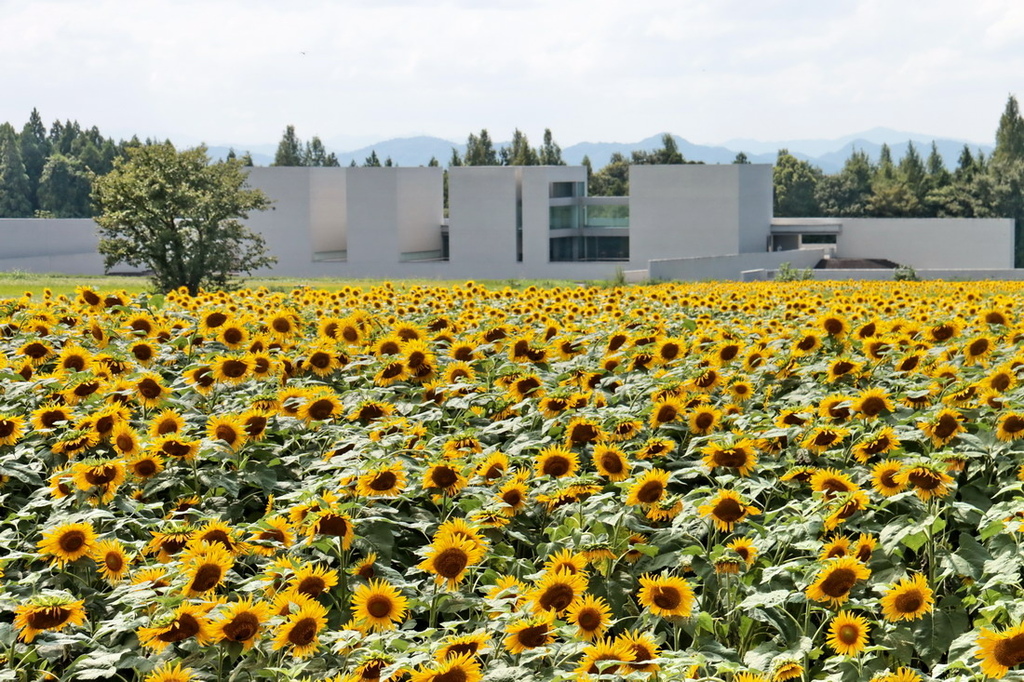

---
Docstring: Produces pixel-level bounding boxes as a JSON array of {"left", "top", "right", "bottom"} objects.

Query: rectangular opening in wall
[
  {"left": 550, "top": 236, "right": 578, "bottom": 261},
  {"left": 582, "top": 236, "right": 629, "bottom": 261},
  {"left": 549, "top": 205, "right": 580, "bottom": 230},
  {"left": 801, "top": 234, "right": 837, "bottom": 244},
  {"left": 549, "top": 181, "right": 580, "bottom": 198}
]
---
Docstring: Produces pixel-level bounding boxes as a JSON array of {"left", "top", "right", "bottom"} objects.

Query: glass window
[
  {"left": 550, "top": 205, "right": 580, "bottom": 230},
  {"left": 801, "top": 234, "right": 837, "bottom": 244}
]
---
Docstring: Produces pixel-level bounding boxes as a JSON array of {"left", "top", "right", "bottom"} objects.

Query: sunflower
[
  {"left": 823, "top": 490, "right": 870, "bottom": 531},
  {"left": 306, "top": 509, "right": 356, "bottom": 549},
  {"left": 727, "top": 537, "right": 758, "bottom": 566},
  {"left": 635, "top": 437, "right": 675, "bottom": 460},
  {"left": 826, "top": 611, "right": 870, "bottom": 656},
  {"left": 475, "top": 452, "right": 508, "bottom": 481},
  {"left": 810, "top": 468, "right": 859, "bottom": 499},
  {"left": 422, "top": 462, "right": 469, "bottom": 496},
  {"left": 250, "top": 517, "right": 295, "bottom": 556},
  {"left": 206, "top": 414, "right": 249, "bottom": 450},
  {"left": 13, "top": 595, "right": 87, "bottom": 642},
  {"left": 289, "top": 563, "right": 339, "bottom": 599},
  {"left": 687, "top": 405, "right": 722, "bottom": 435},
  {"left": 963, "top": 334, "right": 995, "bottom": 365},
  {"left": 0, "top": 414, "right": 25, "bottom": 446},
  {"left": 271, "top": 597, "right": 328, "bottom": 658},
  {"left": 357, "top": 465, "right": 407, "bottom": 498},
  {"left": 528, "top": 569, "right": 589, "bottom": 614},
  {"left": 134, "top": 372, "right": 169, "bottom": 408},
  {"left": 496, "top": 480, "right": 529, "bottom": 516},
  {"left": 543, "top": 548, "right": 589, "bottom": 576},
  {"left": 852, "top": 388, "right": 893, "bottom": 419},
  {"left": 700, "top": 439, "right": 759, "bottom": 477},
  {"left": 880, "top": 573, "right": 934, "bottom": 622},
  {"left": 71, "top": 459, "right": 127, "bottom": 504},
  {"left": 852, "top": 427, "right": 900, "bottom": 463},
  {"left": 534, "top": 446, "right": 579, "bottom": 478},
  {"left": 210, "top": 356, "right": 251, "bottom": 384},
  {"left": 574, "top": 637, "right": 636, "bottom": 676},
  {"left": 436, "top": 632, "right": 490, "bottom": 661},
  {"left": 996, "top": 412, "right": 1024, "bottom": 442},
  {"left": 697, "top": 489, "right": 760, "bottom": 532},
  {"left": 770, "top": 657, "right": 804, "bottom": 681},
  {"left": 91, "top": 539, "right": 132, "bottom": 583},
  {"left": 801, "top": 426, "right": 850, "bottom": 454},
  {"left": 805, "top": 556, "right": 871, "bottom": 607},
  {"left": 637, "top": 573, "right": 695, "bottom": 618},
  {"left": 150, "top": 409, "right": 185, "bottom": 437},
  {"left": 192, "top": 519, "right": 251, "bottom": 556},
  {"left": 819, "top": 536, "right": 850, "bottom": 560},
  {"left": 819, "top": 394, "right": 853, "bottom": 422},
  {"left": 408, "top": 653, "right": 482, "bottom": 682},
  {"left": 181, "top": 541, "right": 235, "bottom": 596},
  {"left": 616, "top": 630, "right": 661, "bottom": 673},
  {"left": 145, "top": 526, "right": 194, "bottom": 563},
  {"left": 418, "top": 535, "right": 486, "bottom": 589},
  {"left": 871, "top": 460, "right": 906, "bottom": 497},
  {"left": 300, "top": 393, "right": 344, "bottom": 423},
  {"left": 31, "top": 404, "right": 73, "bottom": 431},
  {"left": 138, "top": 603, "right": 215, "bottom": 651},
  {"left": 154, "top": 435, "right": 201, "bottom": 461},
  {"left": 143, "top": 660, "right": 195, "bottom": 682},
  {"left": 976, "top": 623, "right": 1024, "bottom": 679},
  {"left": 592, "top": 445, "right": 631, "bottom": 481},
  {"left": 212, "top": 598, "right": 272, "bottom": 650},
  {"left": 896, "top": 464, "right": 955, "bottom": 501},
  {"left": 347, "top": 655, "right": 404, "bottom": 682},
  {"left": 567, "top": 594, "right": 613, "bottom": 641},
  {"left": 38, "top": 521, "right": 97, "bottom": 566},
  {"left": 649, "top": 397, "right": 684, "bottom": 427},
  {"left": 351, "top": 579, "right": 408, "bottom": 631},
  {"left": 626, "top": 468, "right": 671, "bottom": 507}
]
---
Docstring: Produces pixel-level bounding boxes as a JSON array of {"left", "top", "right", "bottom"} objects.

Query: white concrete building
[{"left": 0, "top": 164, "right": 1016, "bottom": 281}]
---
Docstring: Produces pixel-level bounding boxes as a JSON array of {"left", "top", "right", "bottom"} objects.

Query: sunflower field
[{"left": 3, "top": 281, "right": 1024, "bottom": 682}]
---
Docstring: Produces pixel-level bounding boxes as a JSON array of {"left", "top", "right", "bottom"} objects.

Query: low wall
[
  {"left": 649, "top": 249, "right": 824, "bottom": 282},
  {"left": 0, "top": 219, "right": 108, "bottom": 274}
]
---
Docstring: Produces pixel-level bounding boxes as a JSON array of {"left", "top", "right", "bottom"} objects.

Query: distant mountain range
[{"left": 206, "top": 127, "right": 994, "bottom": 174}]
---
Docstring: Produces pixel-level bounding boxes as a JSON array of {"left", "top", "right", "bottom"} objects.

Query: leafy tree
[
  {"left": 815, "top": 149, "right": 872, "bottom": 216},
  {"left": 273, "top": 125, "right": 303, "bottom": 166},
  {"left": 240, "top": 152, "right": 254, "bottom": 167},
  {"left": 37, "top": 153, "right": 92, "bottom": 217},
  {"left": 0, "top": 122, "right": 33, "bottom": 217},
  {"left": 505, "top": 129, "right": 538, "bottom": 166},
  {"left": 538, "top": 129, "right": 564, "bottom": 166},
  {"left": 773, "top": 149, "right": 821, "bottom": 216},
  {"left": 464, "top": 129, "right": 498, "bottom": 166},
  {"left": 733, "top": 152, "right": 750, "bottom": 164},
  {"left": 384, "top": 156, "right": 394, "bottom": 167},
  {"left": 994, "top": 94, "right": 1024, "bottom": 164},
  {"left": 654, "top": 134, "right": 684, "bottom": 164},
  {"left": 448, "top": 148, "right": 462, "bottom": 167},
  {"left": 427, "top": 156, "right": 439, "bottom": 167},
  {"left": 226, "top": 148, "right": 237, "bottom": 160},
  {"left": 589, "top": 152, "right": 630, "bottom": 196},
  {"left": 581, "top": 155, "right": 593, "bottom": 182},
  {"left": 92, "top": 143, "right": 274, "bottom": 294}
]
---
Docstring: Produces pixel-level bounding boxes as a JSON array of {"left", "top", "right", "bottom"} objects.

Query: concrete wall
[
  {"left": 650, "top": 248, "right": 824, "bottom": 282},
  {"left": 448, "top": 167, "right": 519, "bottom": 269},
  {"left": 629, "top": 164, "right": 773, "bottom": 265},
  {"left": 0, "top": 219, "right": 108, "bottom": 274},
  {"left": 837, "top": 218, "right": 1014, "bottom": 269}
]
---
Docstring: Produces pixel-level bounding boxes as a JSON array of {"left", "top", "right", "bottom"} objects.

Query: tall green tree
[
  {"left": 0, "top": 122, "right": 33, "bottom": 217},
  {"left": 654, "top": 134, "right": 684, "bottom": 164},
  {"left": 733, "top": 152, "right": 750, "bottom": 164},
  {"left": 303, "top": 136, "right": 339, "bottom": 167},
  {"left": 93, "top": 143, "right": 274, "bottom": 294},
  {"left": 773, "top": 149, "right": 821, "bottom": 216},
  {"left": 505, "top": 129, "right": 538, "bottom": 166},
  {"left": 538, "top": 129, "right": 564, "bottom": 166},
  {"left": 589, "top": 152, "right": 630, "bottom": 196},
  {"left": 464, "top": 129, "right": 498, "bottom": 166},
  {"left": 994, "top": 94, "right": 1024, "bottom": 164},
  {"left": 19, "top": 108, "right": 49, "bottom": 211},
  {"left": 898, "top": 141, "right": 927, "bottom": 209},
  {"left": 815, "top": 149, "right": 873, "bottom": 217},
  {"left": 37, "top": 153, "right": 92, "bottom": 217},
  {"left": 363, "top": 151, "right": 381, "bottom": 167},
  {"left": 273, "top": 125, "right": 304, "bottom": 166}
]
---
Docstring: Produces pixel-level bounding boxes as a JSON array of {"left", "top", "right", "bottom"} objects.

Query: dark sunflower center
[
  {"left": 656, "top": 405, "right": 677, "bottom": 423},
  {"left": 819, "top": 567, "right": 858, "bottom": 598},
  {"left": 713, "top": 498, "right": 744, "bottom": 523},
  {"left": 570, "top": 424, "right": 599, "bottom": 444},
  {"left": 221, "top": 360, "right": 247, "bottom": 378},
  {"left": 542, "top": 456, "right": 570, "bottom": 477},
  {"left": 832, "top": 361, "right": 854, "bottom": 375},
  {"left": 287, "top": 617, "right": 317, "bottom": 646},
  {"left": 517, "top": 624, "right": 549, "bottom": 648},
  {"left": 652, "top": 586, "right": 681, "bottom": 610},
  {"left": 434, "top": 668, "right": 468, "bottom": 682},
  {"left": 516, "top": 377, "right": 540, "bottom": 395},
  {"left": 138, "top": 379, "right": 162, "bottom": 399},
  {"left": 814, "top": 431, "right": 839, "bottom": 447},
  {"left": 0, "top": 419, "right": 15, "bottom": 438},
  {"left": 27, "top": 606, "right": 71, "bottom": 630},
  {"left": 969, "top": 339, "right": 990, "bottom": 356},
  {"left": 502, "top": 489, "right": 523, "bottom": 507},
  {"left": 578, "top": 608, "right": 602, "bottom": 631},
  {"left": 190, "top": 563, "right": 224, "bottom": 592},
  {"left": 59, "top": 530, "right": 86, "bottom": 553},
  {"left": 40, "top": 410, "right": 68, "bottom": 428},
  {"left": 296, "top": 576, "right": 326, "bottom": 597},
  {"left": 317, "top": 514, "right": 349, "bottom": 537},
  {"left": 85, "top": 465, "right": 119, "bottom": 485},
  {"left": 994, "top": 633, "right": 1024, "bottom": 667},
  {"left": 907, "top": 470, "right": 942, "bottom": 490},
  {"left": 306, "top": 400, "right": 334, "bottom": 421},
  {"left": 162, "top": 440, "right": 193, "bottom": 458},
  {"left": 797, "top": 336, "right": 817, "bottom": 351},
  {"left": 223, "top": 612, "right": 259, "bottom": 641},
  {"left": 600, "top": 452, "right": 624, "bottom": 474},
  {"left": 635, "top": 481, "right": 665, "bottom": 504},
  {"left": 860, "top": 397, "right": 886, "bottom": 416},
  {"left": 538, "top": 583, "right": 575, "bottom": 612},
  {"left": 215, "top": 425, "right": 238, "bottom": 443},
  {"left": 1004, "top": 416, "right": 1024, "bottom": 434},
  {"left": 159, "top": 613, "right": 200, "bottom": 642},
  {"left": 309, "top": 352, "right": 332, "bottom": 369},
  {"left": 838, "top": 623, "right": 860, "bottom": 645},
  {"left": 359, "top": 404, "right": 386, "bottom": 421},
  {"left": 433, "top": 548, "right": 470, "bottom": 578},
  {"left": 694, "top": 413, "right": 715, "bottom": 430},
  {"left": 893, "top": 590, "right": 924, "bottom": 614},
  {"left": 695, "top": 370, "right": 717, "bottom": 388},
  {"left": 368, "top": 471, "right": 397, "bottom": 491},
  {"left": 713, "top": 449, "right": 749, "bottom": 468},
  {"left": 430, "top": 467, "right": 458, "bottom": 489},
  {"left": 366, "top": 595, "right": 394, "bottom": 618},
  {"left": 934, "top": 415, "right": 960, "bottom": 438},
  {"left": 205, "top": 313, "right": 228, "bottom": 328}
]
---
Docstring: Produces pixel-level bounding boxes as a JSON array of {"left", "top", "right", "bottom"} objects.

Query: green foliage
[
  {"left": 272, "top": 125, "right": 303, "bottom": 166},
  {"left": 773, "top": 149, "right": 821, "bottom": 217},
  {"left": 0, "top": 122, "right": 33, "bottom": 217},
  {"left": 92, "top": 143, "right": 275, "bottom": 294},
  {"left": 464, "top": 129, "right": 499, "bottom": 166},
  {"left": 36, "top": 154, "right": 92, "bottom": 218},
  {"left": 773, "top": 261, "right": 813, "bottom": 281},
  {"left": 538, "top": 128, "right": 564, "bottom": 166},
  {"left": 994, "top": 94, "right": 1024, "bottom": 164},
  {"left": 893, "top": 263, "right": 920, "bottom": 281}
]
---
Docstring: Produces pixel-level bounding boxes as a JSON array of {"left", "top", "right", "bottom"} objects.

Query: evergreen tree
[
  {"left": 538, "top": 129, "right": 564, "bottom": 165},
  {"left": 19, "top": 108, "right": 49, "bottom": 211},
  {"left": 876, "top": 144, "right": 895, "bottom": 181},
  {"left": 464, "top": 130, "right": 498, "bottom": 166},
  {"left": 449, "top": 148, "right": 462, "bottom": 167},
  {"left": 581, "top": 155, "right": 593, "bottom": 182},
  {"left": 506, "top": 129, "right": 538, "bottom": 166},
  {"left": 994, "top": 94, "right": 1024, "bottom": 164},
  {"left": 303, "top": 136, "right": 339, "bottom": 167},
  {"left": 815, "top": 149, "right": 873, "bottom": 217},
  {"left": 273, "top": 125, "right": 304, "bottom": 166},
  {"left": 226, "top": 148, "right": 237, "bottom": 160},
  {"left": 384, "top": 157, "right": 393, "bottom": 167},
  {"left": 37, "top": 153, "right": 92, "bottom": 217},
  {"left": 427, "top": 156, "right": 439, "bottom": 167},
  {"left": 0, "top": 122, "right": 33, "bottom": 217},
  {"left": 925, "top": 142, "right": 950, "bottom": 188},
  {"left": 733, "top": 152, "right": 750, "bottom": 164},
  {"left": 898, "top": 141, "right": 927, "bottom": 211},
  {"left": 240, "top": 152, "right": 254, "bottom": 167},
  {"left": 364, "top": 151, "right": 381, "bottom": 167},
  {"left": 655, "top": 134, "right": 684, "bottom": 164}
]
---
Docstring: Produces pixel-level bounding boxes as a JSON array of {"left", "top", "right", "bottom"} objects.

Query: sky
[{"left": 3, "top": 0, "right": 1022, "bottom": 151}]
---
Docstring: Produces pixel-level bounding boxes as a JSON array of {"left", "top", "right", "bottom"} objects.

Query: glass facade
[
  {"left": 549, "top": 205, "right": 581, "bottom": 230},
  {"left": 585, "top": 204, "right": 629, "bottom": 228},
  {"left": 550, "top": 236, "right": 629, "bottom": 262}
]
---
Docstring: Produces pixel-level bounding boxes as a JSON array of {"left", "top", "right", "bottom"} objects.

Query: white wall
[
  {"left": 448, "top": 167, "right": 519, "bottom": 268},
  {"left": 649, "top": 248, "right": 824, "bottom": 282},
  {"left": 0, "top": 219, "right": 108, "bottom": 274},
  {"left": 837, "top": 218, "right": 1014, "bottom": 269}
]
